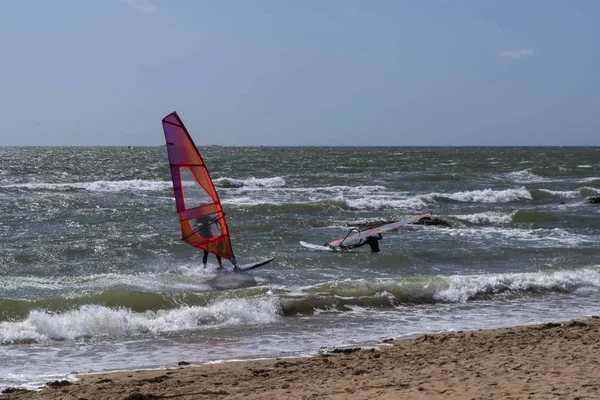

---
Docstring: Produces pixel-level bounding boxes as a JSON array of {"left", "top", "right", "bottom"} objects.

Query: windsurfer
[
  {"left": 195, "top": 216, "right": 224, "bottom": 270},
  {"left": 326, "top": 228, "right": 382, "bottom": 253},
  {"left": 164, "top": 112, "right": 248, "bottom": 273},
  {"left": 345, "top": 233, "right": 382, "bottom": 253}
]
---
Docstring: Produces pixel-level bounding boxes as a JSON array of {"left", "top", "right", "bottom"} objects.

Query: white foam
[
  {"left": 504, "top": 170, "right": 550, "bottom": 183},
  {"left": 578, "top": 177, "right": 600, "bottom": 183},
  {"left": 227, "top": 184, "right": 386, "bottom": 195},
  {"left": 435, "top": 226, "right": 594, "bottom": 248},
  {"left": 221, "top": 185, "right": 391, "bottom": 207},
  {"left": 0, "top": 298, "right": 281, "bottom": 343},
  {"left": 428, "top": 187, "right": 532, "bottom": 203},
  {"left": 214, "top": 176, "right": 287, "bottom": 188},
  {"left": 1, "top": 373, "right": 78, "bottom": 392},
  {"left": 345, "top": 196, "right": 427, "bottom": 211},
  {"left": 85, "top": 180, "right": 170, "bottom": 192},
  {"left": 436, "top": 269, "right": 600, "bottom": 303},
  {"left": 537, "top": 188, "right": 581, "bottom": 198},
  {"left": 450, "top": 212, "right": 513, "bottom": 224},
  {"left": 1, "top": 180, "right": 170, "bottom": 192}
]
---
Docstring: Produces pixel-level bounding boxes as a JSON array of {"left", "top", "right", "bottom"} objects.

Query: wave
[
  {"left": 344, "top": 197, "right": 427, "bottom": 211},
  {"left": 4, "top": 268, "right": 600, "bottom": 344},
  {"left": 228, "top": 184, "right": 387, "bottom": 194},
  {"left": 228, "top": 184, "right": 589, "bottom": 210},
  {"left": 511, "top": 210, "right": 560, "bottom": 223},
  {"left": 0, "top": 269, "right": 259, "bottom": 308},
  {"left": 214, "top": 176, "right": 287, "bottom": 188},
  {"left": 528, "top": 187, "right": 599, "bottom": 200},
  {"left": 434, "top": 268, "right": 600, "bottom": 303},
  {"left": 445, "top": 208, "right": 590, "bottom": 225},
  {"left": 285, "top": 268, "right": 600, "bottom": 314},
  {"left": 503, "top": 169, "right": 552, "bottom": 183},
  {"left": 226, "top": 195, "right": 428, "bottom": 212},
  {"left": 580, "top": 187, "right": 600, "bottom": 197},
  {"left": 432, "top": 226, "right": 595, "bottom": 248},
  {"left": 1, "top": 180, "right": 170, "bottom": 192},
  {"left": 428, "top": 187, "right": 532, "bottom": 203},
  {"left": 234, "top": 199, "right": 353, "bottom": 214},
  {"left": 221, "top": 185, "right": 396, "bottom": 209},
  {"left": 503, "top": 171, "right": 600, "bottom": 187},
  {"left": 229, "top": 184, "right": 535, "bottom": 210},
  {"left": 579, "top": 178, "right": 600, "bottom": 187},
  {"left": 0, "top": 297, "right": 281, "bottom": 344},
  {"left": 0, "top": 290, "right": 208, "bottom": 321},
  {"left": 225, "top": 186, "right": 545, "bottom": 210},
  {"left": 450, "top": 212, "right": 513, "bottom": 225},
  {"left": 529, "top": 188, "right": 580, "bottom": 200}
]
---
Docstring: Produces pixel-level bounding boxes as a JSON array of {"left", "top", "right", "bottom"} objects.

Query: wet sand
[{"left": 5, "top": 316, "right": 600, "bottom": 399}]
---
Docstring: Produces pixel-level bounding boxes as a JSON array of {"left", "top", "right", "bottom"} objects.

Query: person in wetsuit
[
  {"left": 195, "top": 216, "right": 223, "bottom": 269},
  {"left": 347, "top": 233, "right": 382, "bottom": 253}
]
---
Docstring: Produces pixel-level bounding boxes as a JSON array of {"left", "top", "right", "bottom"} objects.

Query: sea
[{"left": 1, "top": 146, "right": 599, "bottom": 390}]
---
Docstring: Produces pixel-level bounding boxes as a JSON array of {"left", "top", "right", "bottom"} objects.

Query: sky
[{"left": 0, "top": 0, "right": 599, "bottom": 146}]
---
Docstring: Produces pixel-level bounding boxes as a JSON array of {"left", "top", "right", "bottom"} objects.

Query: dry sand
[{"left": 4, "top": 316, "right": 600, "bottom": 400}]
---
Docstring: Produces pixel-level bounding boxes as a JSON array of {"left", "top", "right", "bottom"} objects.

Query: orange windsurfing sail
[{"left": 162, "top": 112, "right": 237, "bottom": 265}]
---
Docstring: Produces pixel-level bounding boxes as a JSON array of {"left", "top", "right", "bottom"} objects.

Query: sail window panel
[{"left": 179, "top": 167, "right": 212, "bottom": 210}]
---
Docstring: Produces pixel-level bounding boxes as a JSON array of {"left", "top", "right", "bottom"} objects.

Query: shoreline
[{"left": 4, "top": 316, "right": 600, "bottom": 399}]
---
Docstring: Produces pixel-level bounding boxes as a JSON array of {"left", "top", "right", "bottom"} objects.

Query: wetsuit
[
  {"left": 351, "top": 233, "right": 382, "bottom": 253},
  {"left": 195, "top": 216, "right": 223, "bottom": 268}
]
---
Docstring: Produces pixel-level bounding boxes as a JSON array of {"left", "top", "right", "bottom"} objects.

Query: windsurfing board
[
  {"left": 237, "top": 257, "right": 275, "bottom": 272},
  {"left": 299, "top": 241, "right": 353, "bottom": 253},
  {"left": 300, "top": 241, "right": 333, "bottom": 251}
]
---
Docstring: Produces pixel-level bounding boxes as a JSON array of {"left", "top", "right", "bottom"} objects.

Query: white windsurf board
[{"left": 299, "top": 241, "right": 353, "bottom": 252}]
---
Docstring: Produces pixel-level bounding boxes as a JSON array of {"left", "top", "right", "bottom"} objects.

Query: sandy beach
[{"left": 4, "top": 316, "right": 600, "bottom": 400}]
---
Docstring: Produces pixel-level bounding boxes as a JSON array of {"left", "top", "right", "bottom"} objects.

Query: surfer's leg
[
  {"left": 202, "top": 251, "right": 209, "bottom": 268},
  {"left": 369, "top": 241, "right": 380, "bottom": 253},
  {"left": 216, "top": 255, "right": 223, "bottom": 270}
]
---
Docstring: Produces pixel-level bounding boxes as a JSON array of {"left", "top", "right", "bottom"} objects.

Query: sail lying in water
[
  {"left": 327, "top": 212, "right": 432, "bottom": 248},
  {"left": 162, "top": 112, "right": 236, "bottom": 265}
]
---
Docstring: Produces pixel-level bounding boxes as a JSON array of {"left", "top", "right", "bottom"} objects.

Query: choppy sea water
[{"left": 1, "top": 146, "right": 599, "bottom": 390}]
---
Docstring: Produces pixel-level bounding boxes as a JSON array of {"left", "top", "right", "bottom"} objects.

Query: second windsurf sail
[{"left": 327, "top": 212, "right": 432, "bottom": 248}]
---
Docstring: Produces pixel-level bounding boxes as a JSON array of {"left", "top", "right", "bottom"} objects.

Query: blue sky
[{"left": 1, "top": 0, "right": 598, "bottom": 146}]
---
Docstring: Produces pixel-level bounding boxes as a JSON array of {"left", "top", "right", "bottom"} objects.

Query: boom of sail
[{"left": 162, "top": 112, "right": 236, "bottom": 265}]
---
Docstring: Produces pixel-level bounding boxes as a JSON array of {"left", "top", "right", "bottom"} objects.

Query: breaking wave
[
  {"left": 0, "top": 297, "right": 280, "bottom": 344},
  {"left": 429, "top": 187, "right": 532, "bottom": 203},
  {"left": 1, "top": 180, "right": 170, "bottom": 192},
  {"left": 215, "top": 176, "right": 287, "bottom": 188},
  {"left": 284, "top": 268, "right": 600, "bottom": 314},
  {"left": 504, "top": 169, "right": 552, "bottom": 183},
  {"left": 3, "top": 268, "right": 600, "bottom": 344},
  {"left": 450, "top": 212, "right": 513, "bottom": 225}
]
